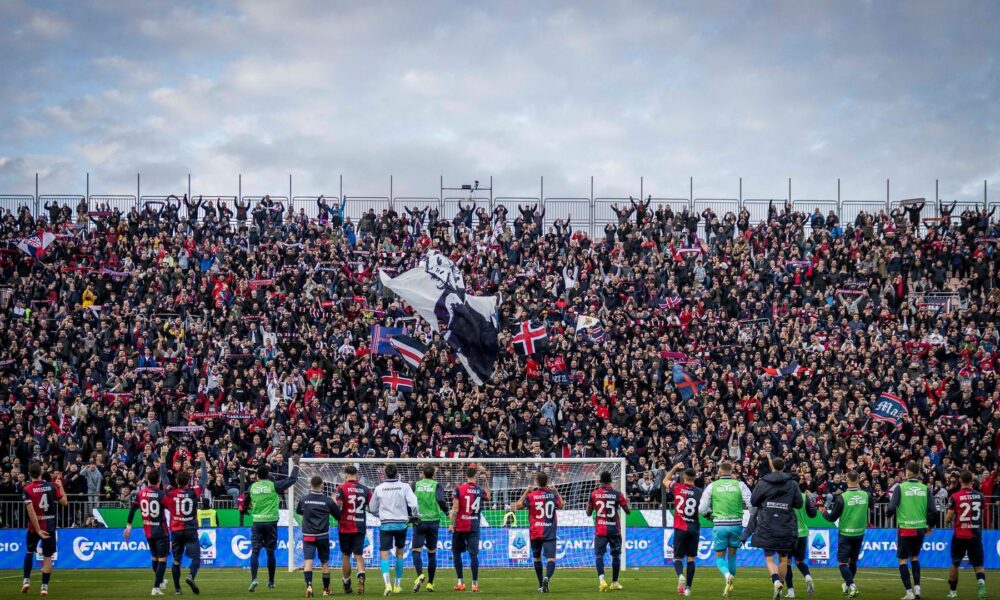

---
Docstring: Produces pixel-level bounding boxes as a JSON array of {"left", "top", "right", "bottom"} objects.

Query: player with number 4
[{"left": 21, "top": 462, "right": 68, "bottom": 597}]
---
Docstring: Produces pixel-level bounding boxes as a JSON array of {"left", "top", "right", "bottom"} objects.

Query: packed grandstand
[{"left": 0, "top": 191, "right": 998, "bottom": 533}]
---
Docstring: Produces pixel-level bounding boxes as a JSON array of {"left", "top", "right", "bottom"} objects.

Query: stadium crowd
[{"left": 0, "top": 193, "right": 998, "bottom": 526}]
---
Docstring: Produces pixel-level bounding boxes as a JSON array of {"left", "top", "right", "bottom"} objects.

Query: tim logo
[
  {"left": 508, "top": 529, "right": 530, "bottom": 560},
  {"left": 808, "top": 530, "right": 830, "bottom": 561}
]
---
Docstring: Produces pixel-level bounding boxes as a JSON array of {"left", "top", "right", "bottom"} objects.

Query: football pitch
[{"left": 2, "top": 568, "right": 987, "bottom": 599}]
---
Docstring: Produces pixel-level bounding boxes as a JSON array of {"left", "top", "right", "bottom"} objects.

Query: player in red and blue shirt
[
  {"left": 449, "top": 465, "right": 491, "bottom": 592},
  {"left": 125, "top": 468, "right": 170, "bottom": 595},
  {"left": 515, "top": 471, "right": 564, "bottom": 593},
  {"left": 586, "top": 471, "right": 631, "bottom": 591},
  {"left": 663, "top": 463, "right": 703, "bottom": 596},
  {"left": 944, "top": 470, "right": 986, "bottom": 599},
  {"left": 21, "top": 462, "right": 67, "bottom": 596},
  {"left": 334, "top": 465, "right": 372, "bottom": 594},
  {"left": 162, "top": 447, "right": 207, "bottom": 596}
]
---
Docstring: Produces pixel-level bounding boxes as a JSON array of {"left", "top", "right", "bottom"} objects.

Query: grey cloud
[{"left": 0, "top": 0, "right": 996, "bottom": 203}]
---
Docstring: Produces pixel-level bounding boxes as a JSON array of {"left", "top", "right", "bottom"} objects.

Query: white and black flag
[{"left": 379, "top": 251, "right": 499, "bottom": 385}]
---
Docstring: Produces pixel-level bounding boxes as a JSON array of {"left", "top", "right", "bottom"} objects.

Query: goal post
[{"left": 286, "top": 457, "right": 628, "bottom": 572}]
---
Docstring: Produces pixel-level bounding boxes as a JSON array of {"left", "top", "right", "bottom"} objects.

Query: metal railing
[
  {"left": 2, "top": 185, "right": 993, "bottom": 240},
  {"left": 649, "top": 499, "right": 1000, "bottom": 530},
  {"left": 0, "top": 494, "right": 246, "bottom": 529},
  {"left": 0, "top": 194, "right": 39, "bottom": 217},
  {"left": 2, "top": 496, "right": 998, "bottom": 529}
]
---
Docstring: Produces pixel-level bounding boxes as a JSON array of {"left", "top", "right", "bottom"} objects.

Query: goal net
[{"left": 286, "top": 458, "right": 627, "bottom": 572}]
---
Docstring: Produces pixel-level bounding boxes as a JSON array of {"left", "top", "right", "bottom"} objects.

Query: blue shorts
[{"left": 713, "top": 525, "right": 743, "bottom": 552}]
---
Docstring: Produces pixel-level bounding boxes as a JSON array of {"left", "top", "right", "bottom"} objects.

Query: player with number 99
[{"left": 125, "top": 468, "right": 170, "bottom": 595}]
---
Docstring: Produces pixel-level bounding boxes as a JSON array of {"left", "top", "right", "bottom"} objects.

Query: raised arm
[
  {"left": 273, "top": 460, "right": 301, "bottom": 494},
  {"left": 661, "top": 463, "right": 683, "bottom": 489},
  {"left": 513, "top": 487, "right": 531, "bottom": 510},
  {"left": 824, "top": 493, "right": 845, "bottom": 522}
]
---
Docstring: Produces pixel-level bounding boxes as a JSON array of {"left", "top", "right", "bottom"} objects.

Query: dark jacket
[{"left": 749, "top": 471, "right": 803, "bottom": 552}]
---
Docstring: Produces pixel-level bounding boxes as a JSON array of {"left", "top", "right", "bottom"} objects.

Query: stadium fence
[{"left": 2, "top": 178, "right": 994, "bottom": 238}]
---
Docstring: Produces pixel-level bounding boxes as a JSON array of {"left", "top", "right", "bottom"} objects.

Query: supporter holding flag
[
  {"left": 672, "top": 364, "right": 705, "bottom": 402},
  {"left": 871, "top": 391, "right": 908, "bottom": 427},
  {"left": 388, "top": 335, "right": 427, "bottom": 369},
  {"left": 512, "top": 320, "right": 549, "bottom": 356}
]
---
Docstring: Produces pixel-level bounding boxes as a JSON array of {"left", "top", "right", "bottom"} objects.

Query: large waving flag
[
  {"left": 389, "top": 335, "right": 427, "bottom": 369},
  {"left": 379, "top": 251, "right": 499, "bottom": 385},
  {"left": 672, "top": 363, "right": 705, "bottom": 401},
  {"left": 871, "top": 391, "right": 908, "bottom": 426},
  {"left": 17, "top": 230, "right": 56, "bottom": 260}
]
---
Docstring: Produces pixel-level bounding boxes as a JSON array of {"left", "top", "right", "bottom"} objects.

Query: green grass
[{"left": 3, "top": 567, "right": 987, "bottom": 599}]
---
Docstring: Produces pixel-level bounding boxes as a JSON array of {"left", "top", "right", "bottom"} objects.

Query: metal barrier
[
  {"left": 593, "top": 197, "right": 632, "bottom": 229},
  {"left": 542, "top": 197, "right": 590, "bottom": 231},
  {"left": 693, "top": 198, "right": 739, "bottom": 218},
  {"left": 889, "top": 199, "right": 938, "bottom": 221},
  {"left": 442, "top": 197, "right": 488, "bottom": 222},
  {"left": 952, "top": 200, "right": 986, "bottom": 216},
  {"left": 39, "top": 195, "right": 85, "bottom": 215},
  {"left": 393, "top": 196, "right": 440, "bottom": 216},
  {"left": 89, "top": 194, "right": 137, "bottom": 215},
  {"left": 493, "top": 196, "right": 539, "bottom": 220},
  {"left": 841, "top": 200, "right": 883, "bottom": 226},
  {"left": 342, "top": 196, "right": 390, "bottom": 222},
  {"left": 743, "top": 199, "right": 778, "bottom": 225},
  {"left": 1, "top": 496, "right": 999, "bottom": 529},
  {"left": 0, "top": 495, "right": 116, "bottom": 529},
  {"left": 652, "top": 197, "right": 692, "bottom": 214},
  {"left": 0, "top": 194, "right": 36, "bottom": 218},
  {"left": 291, "top": 195, "right": 338, "bottom": 221},
  {"left": 793, "top": 199, "right": 839, "bottom": 219}
]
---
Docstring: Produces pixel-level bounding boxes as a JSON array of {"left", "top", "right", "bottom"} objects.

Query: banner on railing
[{"left": 2, "top": 527, "right": 998, "bottom": 570}]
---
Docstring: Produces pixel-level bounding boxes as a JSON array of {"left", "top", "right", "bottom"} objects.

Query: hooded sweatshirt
[{"left": 748, "top": 471, "right": 803, "bottom": 552}]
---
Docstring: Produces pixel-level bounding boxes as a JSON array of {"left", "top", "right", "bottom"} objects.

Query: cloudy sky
[{"left": 0, "top": 0, "right": 997, "bottom": 203}]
